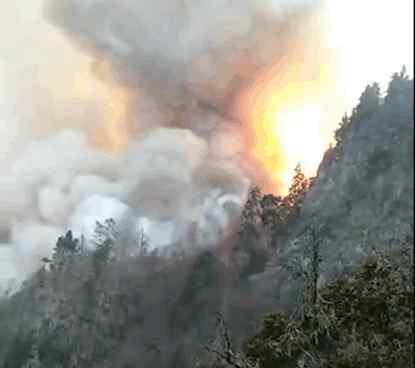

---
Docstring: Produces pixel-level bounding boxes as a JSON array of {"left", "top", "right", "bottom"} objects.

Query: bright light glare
[
  {"left": 324, "top": 0, "right": 414, "bottom": 111},
  {"left": 246, "top": 1, "right": 414, "bottom": 195},
  {"left": 277, "top": 105, "right": 326, "bottom": 190}
]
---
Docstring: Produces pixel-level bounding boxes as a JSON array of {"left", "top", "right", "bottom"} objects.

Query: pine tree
[
  {"left": 237, "top": 186, "right": 270, "bottom": 278},
  {"left": 51, "top": 231, "right": 80, "bottom": 270},
  {"left": 285, "top": 164, "right": 310, "bottom": 216},
  {"left": 54, "top": 231, "right": 80, "bottom": 257},
  {"left": 92, "top": 219, "right": 117, "bottom": 278},
  {"left": 260, "top": 194, "right": 290, "bottom": 247},
  {"left": 351, "top": 82, "right": 381, "bottom": 122},
  {"left": 381, "top": 66, "right": 414, "bottom": 141},
  {"left": 334, "top": 113, "right": 350, "bottom": 145},
  {"left": 385, "top": 65, "right": 412, "bottom": 107},
  {"left": 240, "top": 186, "right": 262, "bottom": 228},
  {"left": 239, "top": 186, "right": 263, "bottom": 247}
]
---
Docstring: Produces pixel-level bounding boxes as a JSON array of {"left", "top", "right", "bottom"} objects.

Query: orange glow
[
  {"left": 232, "top": 8, "right": 344, "bottom": 194},
  {"left": 47, "top": 62, "right": 131, "bottom": 153},
  {"left": 238, "top": 52, "right": 339, "bottom": 195},
  {"left": 70, "top": 63, "right": 130, "bottom": 153},
  {"left": 96, "top": 87, "right": 130, "bottom": 152}
]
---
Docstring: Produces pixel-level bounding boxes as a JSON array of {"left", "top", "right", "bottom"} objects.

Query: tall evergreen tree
[
  {"left": 92, "top": 219, "right": 117, "bottom": 278},
  {"left": 260, "top": 194, "right": 290, "bottom": 247},
  {"left": 334, "top": 113, "right": 351, "bottom": 145},
  {"left": 239, "top": 186, "right": 263, "bottom": 246},
  {"left": 240, "top": 187, "right": 262, "bottom": 228},
  {"left": 384, "top": 65, "right": 413, "bottom": 118},
  {"left": 51, "top": 231, "right": 80, "bottom": 269},
  {"left": 352, "top": 82, "right": 381, "bottom": 122},
  {"left": 285, "top": 164, "right": 310, "bottom": 216}
]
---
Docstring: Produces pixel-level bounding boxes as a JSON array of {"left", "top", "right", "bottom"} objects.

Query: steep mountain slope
[
  {"left": 253, "top": 72, "right": 413, "bottom": 309},
  {"left": 0, "top": 72, "right": 413, "bottom": 368}
]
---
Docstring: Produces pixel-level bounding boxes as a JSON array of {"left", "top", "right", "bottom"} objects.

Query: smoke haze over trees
[
  {"left": 0, "top": 0, "right": 336, "bottom": 285},
  {"left": 0, "top": 71, "right": 413, "bottom": 368},
  {"left": 0, "top": 0, "right": 413, "bottom": 366}
]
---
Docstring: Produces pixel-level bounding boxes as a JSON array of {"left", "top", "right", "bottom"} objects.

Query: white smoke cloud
[
  {"left": 0, "top": 125, "right": 248, "bottom": 287},
  {"left": 69, "top": 194, "right": 129, "bottom": 243},
  {"left": 0, "top": 0, "right": 323, "bottom": 290}
]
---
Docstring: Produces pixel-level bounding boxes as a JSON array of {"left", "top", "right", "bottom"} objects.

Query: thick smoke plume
[
  {"left": 0, "top": 0, "right": 323, "bottom": 290},
  {"left": 45, "top": 0, "right": 320, "bottom": 127}
]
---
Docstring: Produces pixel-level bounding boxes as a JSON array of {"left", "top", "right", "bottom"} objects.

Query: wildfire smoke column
[
  {"left": 44, "top": 0, "right": 334, "bottom": 189},
  {"left": 0, "top": 0, "right": 336, "bottom": 288}
]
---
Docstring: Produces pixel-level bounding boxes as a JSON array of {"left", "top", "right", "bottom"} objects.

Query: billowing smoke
[
  {"left": 0, "top": 0, "right": 323, "bottom": 290},
  {"left": 45, "top": 0, "right": 320, "bottom": 127}
]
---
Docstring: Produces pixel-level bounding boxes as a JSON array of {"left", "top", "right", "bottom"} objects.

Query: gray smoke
[
  {"left": 0, "top": 0, "right": 322, "bottom": 291},
  {"left": 45, "top": 0, "right": 320, "bottom": 126}
]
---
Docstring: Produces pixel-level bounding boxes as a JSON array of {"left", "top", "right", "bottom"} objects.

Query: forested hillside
[{"left": 0, "top": 70, "right": 413, "bottom": 368}]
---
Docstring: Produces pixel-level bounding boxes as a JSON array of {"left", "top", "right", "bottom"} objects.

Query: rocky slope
[{"left": 253, "top": 72, "right": 413, "bottom": 309}]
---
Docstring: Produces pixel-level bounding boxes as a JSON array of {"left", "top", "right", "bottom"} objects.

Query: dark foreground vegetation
[{"left": 200, "top": 244, "right": 413, "bottom": 368}]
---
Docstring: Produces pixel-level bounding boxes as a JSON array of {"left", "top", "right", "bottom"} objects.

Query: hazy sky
[
  {"left": 0, "top": 1, "right": 413, "bottom": 152},
  {"left": 1, "top": 1, "right": 413, "bottom": 113},
  {"left": 324, "top": 0, "right": 414, "bottom": 110}
]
